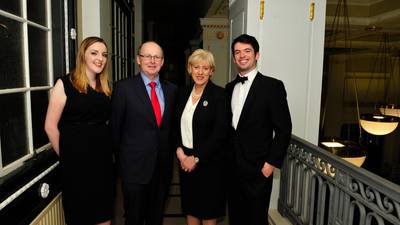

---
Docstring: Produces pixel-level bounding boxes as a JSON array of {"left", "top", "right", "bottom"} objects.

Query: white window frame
[{"left": 0, "top": 0, "right": 54, "bottom": 177}]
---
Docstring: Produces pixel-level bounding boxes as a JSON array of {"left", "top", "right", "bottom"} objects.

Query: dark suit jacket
[
  {"left": 225, "top": 72, "right": 292, "bottom": 179},
  {"left": 175, "top": 81, "right": 228, "bottom": 163},
  {"left": 111, "top": 74, "right": 177, "bottom": 184}
]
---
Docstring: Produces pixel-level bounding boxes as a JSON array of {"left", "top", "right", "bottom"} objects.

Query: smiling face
[
  {"left": 187, "top": 49, "right": 215, "bottom": 88},
  {"left": 190, "top": 62, "right": 213, "bottom": 87},
  {"left": 84, "top": 42, "right": 108, "bottom": 76},
  {"left": 137, "top": 42, "right": 164, "bottom": 80},
  {"left": 233, "top": 42, "right": 259, "bottom": 75}
]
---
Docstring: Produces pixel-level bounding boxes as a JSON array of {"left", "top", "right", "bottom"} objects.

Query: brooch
[{"left": 203, "top": 100, "right": 208, "bottom": 107}]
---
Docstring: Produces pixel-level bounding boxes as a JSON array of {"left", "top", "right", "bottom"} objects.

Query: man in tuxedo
[
  {"left": 226, "top": 34, "right": 292, "bottom": 225},
  {"left": 111, "top": 41, "right": 177, "bottom": 225}
]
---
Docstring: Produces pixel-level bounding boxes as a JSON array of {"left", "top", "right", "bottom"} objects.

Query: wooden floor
[{"left": 112, "top": 158, "right": 229, "bottom": 225}]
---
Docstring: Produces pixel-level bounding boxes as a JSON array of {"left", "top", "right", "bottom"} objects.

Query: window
[
  {"left": 0, "top": 0, "right": 63, "bottom": 176},
  {"left": 112, "top": 0, "right": 133, "bottom": 82}
]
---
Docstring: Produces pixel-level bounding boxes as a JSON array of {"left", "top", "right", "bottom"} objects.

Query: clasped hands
[{"left": 176, "top": 147, "right": 197, "bottom": 172}]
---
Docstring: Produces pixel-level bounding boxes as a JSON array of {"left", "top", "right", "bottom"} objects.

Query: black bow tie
[{"left": 234, "top": 75, "right": 248, "bottom": 84}]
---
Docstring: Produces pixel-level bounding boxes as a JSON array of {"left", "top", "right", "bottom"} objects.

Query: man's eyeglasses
[{"left": 139, "top": 54, "right": 163, "bottom": 62}]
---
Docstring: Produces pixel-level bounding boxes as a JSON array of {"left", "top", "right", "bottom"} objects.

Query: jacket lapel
[
  {"left": 236, "top": 73, "right": 261, "bottom": 129},
  {"left": 193, "top": 82, "right": 212, "bottom": 121},
  {"left": 160, "top": 80, "right": 173, "bottom": 128},
  {"left": 132, "top": 74, "right": 158, "bottom": 126}
]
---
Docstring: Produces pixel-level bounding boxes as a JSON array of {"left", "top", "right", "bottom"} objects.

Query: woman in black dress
[
  {"left": 45, "top": 36, "right": 114, "bottom": 225},
  {"left": 176, "top": 49, "right": 227, "bottom": 225}
]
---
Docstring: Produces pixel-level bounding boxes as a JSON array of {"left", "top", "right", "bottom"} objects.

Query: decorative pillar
[{"left": 200, "top": 18, "right": 229, "bottom": 87}]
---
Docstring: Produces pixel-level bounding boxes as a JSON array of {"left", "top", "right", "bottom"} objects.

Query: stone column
[{"left": 200, "top": 18, "right": 229, "bottom": 87}]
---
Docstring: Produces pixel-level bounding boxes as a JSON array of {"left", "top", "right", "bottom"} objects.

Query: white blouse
[{"left": 180, "top": 90, "right": 200, "bottom": 149}]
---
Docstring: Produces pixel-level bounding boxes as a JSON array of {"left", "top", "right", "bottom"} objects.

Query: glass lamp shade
[
  {"left": 341, "top": 156, "right": 366, "bottom": 167},
  {"left": 379, "top": 104, "right": 400, "bottom": 117},
  {"left": 320, "top": 140, "right": 367, "bottom": 167},
  {"left": 359, "top": 113, "right": 399, "bottom": 135}
]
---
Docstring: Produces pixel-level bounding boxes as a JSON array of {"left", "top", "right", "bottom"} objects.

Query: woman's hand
[
  {"left": 181, "top": 156, "right": 197, "bottom": 172},
  {"left": 176, "top": 147, "right": 186, "bottom": 162},
  {"left": 176, "top": 147, "right": 198, "bottom": 172},
  {"left": 176, "top": 147, "right": 190, "bottom": 171}
]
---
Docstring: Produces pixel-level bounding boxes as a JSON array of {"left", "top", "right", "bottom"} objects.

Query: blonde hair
[
  {"left": 71, "top": 36, "right": 111, "bottom": 96},
  {"left": 187, "top": 49, "right": 215, "bottom": 74}
]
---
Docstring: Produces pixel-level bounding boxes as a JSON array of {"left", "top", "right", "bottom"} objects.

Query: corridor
[{"left": 112, "top": 158, "right": 229, "bottom": 225}]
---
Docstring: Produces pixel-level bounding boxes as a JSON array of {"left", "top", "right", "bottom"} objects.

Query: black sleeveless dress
[{"left": 58, "top": 75, "right": 114, "bottom": 224}]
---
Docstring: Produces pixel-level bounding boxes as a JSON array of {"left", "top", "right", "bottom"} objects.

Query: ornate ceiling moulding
[{"left": 201, "top": 24, "right": 229, "bottom": 29}]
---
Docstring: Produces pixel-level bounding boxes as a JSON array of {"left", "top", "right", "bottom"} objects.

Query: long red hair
[{"left": 71, "top": 36, "right": 111, "bottom": 96}]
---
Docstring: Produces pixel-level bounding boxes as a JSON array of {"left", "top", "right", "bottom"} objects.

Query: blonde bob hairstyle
[
  {"left": 187, "top": 49, "right": 215, "bottom": 75},
  {"left": 70, "top": 36, "right": 111, "bottom": 96}
]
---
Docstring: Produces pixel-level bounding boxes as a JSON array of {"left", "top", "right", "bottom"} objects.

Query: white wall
[
  {"left": 77, "top": 0, "right": 112, "bottom": 45},
  {"left": 230, "top": 0, "right": 327, "bottom": 210},
  {"left": 242, "top": 0, "right": 326, "bottom": 145}
]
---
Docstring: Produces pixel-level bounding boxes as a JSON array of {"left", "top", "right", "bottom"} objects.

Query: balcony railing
[{"left": 278, "top": 135, "right": 400, "bottom": 225}]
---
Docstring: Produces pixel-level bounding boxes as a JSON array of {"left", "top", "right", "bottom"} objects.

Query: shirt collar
[
  {"left": 239, "top": 68, "right": 257, "bottom": 83},
  {"left": 140, "top": 72, "right": 161, "bottom": 87}
]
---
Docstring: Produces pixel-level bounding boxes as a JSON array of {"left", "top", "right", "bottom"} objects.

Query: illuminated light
[
  {"left": 321, "top": 142, "right": 345, "bottom": 148},
  {"left": 320, "top": 140, "right": 367, "bottom": 168},
  {"left": 360, "top": 113, "right": 398, "bottom": 136},
  {"left": 342, "top": 156, "right": 367, "bottom": 167},
  {"left": 379, "top": 105, "right": 400, "bottom": 118}
]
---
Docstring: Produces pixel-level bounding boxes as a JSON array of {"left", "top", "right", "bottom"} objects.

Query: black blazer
[
  {"left": 111, "top": 74, "right": 177, "bottom": 184},
  {"left": 225, "top": 72, "right": 292, "bottom": 179},
  {"left": 176, "top": 81, "right": 227, "bottom": 163}
]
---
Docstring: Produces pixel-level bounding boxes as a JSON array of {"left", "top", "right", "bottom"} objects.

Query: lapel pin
[{"left": 203, "top": 100, "right": 208, "bottom": 107}]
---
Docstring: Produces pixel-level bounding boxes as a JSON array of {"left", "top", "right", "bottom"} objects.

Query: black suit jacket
[
  {"left": 225, "top": 72, "right": 292, "bottom": 179},
  {"left": 111, "top": 74, "right": 177, "bottom": 184},
  {"left": 176, "top": 81, "right": 227, "bottom": 163}
]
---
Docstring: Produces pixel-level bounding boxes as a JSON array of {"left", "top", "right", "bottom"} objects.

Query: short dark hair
[{"left": 231, "top": 34, "right": 259, "bottom": 55}]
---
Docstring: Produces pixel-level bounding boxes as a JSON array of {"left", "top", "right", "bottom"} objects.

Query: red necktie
[{"left": 149, "top": 81, "right": 161, "bottom": 126}]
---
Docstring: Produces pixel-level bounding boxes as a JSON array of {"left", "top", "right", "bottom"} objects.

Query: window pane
[
  {"left": 31, "top": 90, "right": 49, "bottom": 149},
  {"left": 0, "top": 15, "right": 24, "bottom": 89},
  {"left": 28, "top": 25, "right": 48, "bottom": 87},
  {"left": 0, "top": 1, "right": 21, "bottom": 16},
  {"left": 27, "top": 0, "right": 46, "bottom": 26},
  {"left": 0, "top": 93, "right": 29, "bottom": 167}
]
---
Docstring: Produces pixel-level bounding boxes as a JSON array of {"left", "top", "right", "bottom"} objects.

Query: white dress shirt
[
  {"left": 231, "top": 68, "right": 258, "bottom": 129},
  {"left": 181, "top": 90, "right": 200, "bottom": 148}
]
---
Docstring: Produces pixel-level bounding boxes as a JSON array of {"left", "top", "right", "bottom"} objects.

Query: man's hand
[{"left": 261, "top": 162, "right": 275, "bottom": 177}]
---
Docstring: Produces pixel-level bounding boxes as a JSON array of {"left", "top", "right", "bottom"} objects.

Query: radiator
[{"left": 30, "top": 193, "right": 66, "bottom": 225}]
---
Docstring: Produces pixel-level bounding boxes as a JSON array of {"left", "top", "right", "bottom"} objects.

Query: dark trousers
[
  {"left": 228, "top": 175, "right": 273, "bottom": 225},
  {"left": 121, "top": 165, "right": 171, "bottom": 225}
]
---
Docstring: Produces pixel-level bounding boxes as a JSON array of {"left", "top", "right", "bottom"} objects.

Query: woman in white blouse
[{"left": 175, "top": 49, "right": 228, "bottom": 225}]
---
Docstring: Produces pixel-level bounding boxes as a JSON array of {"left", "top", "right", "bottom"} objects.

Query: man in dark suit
[
  {"left": 111, "top": 41, "right": 177, "bottom": 225},
  {"left": 226, "top": 34, "right": 292, "bottom": 225}
]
